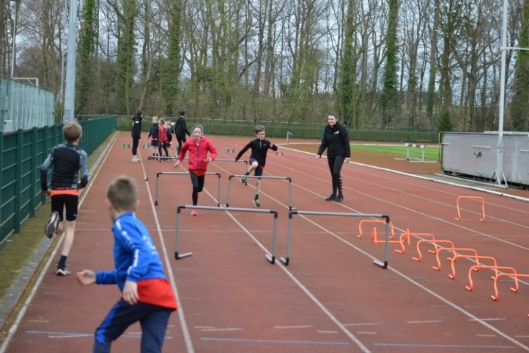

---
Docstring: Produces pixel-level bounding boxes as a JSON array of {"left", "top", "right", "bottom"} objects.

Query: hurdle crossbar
[
  {"left": 155, "top": 172, "right": 221, "bottom": 206},
  {"left": 282, "top": 210, "right": 390, "bottom": 268},
  {"left": 226, "top": 174, "right": 293, "bottom": 210},
  {"left": 175, "top": 205, "right": 279, "bottom": 264},
  {"left": 143, "top": 155, "right": 179, "bottom": 181}
]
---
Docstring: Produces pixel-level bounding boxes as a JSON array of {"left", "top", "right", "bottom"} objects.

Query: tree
[
  {"left": 77, "top": 0, "right": 99, "bottom": 114},
  {"left": 511, "top": 0, "right": 529, "bottom": 131},
  {"left": 379, "top": 0, "right": 400, "bottom": 126}
]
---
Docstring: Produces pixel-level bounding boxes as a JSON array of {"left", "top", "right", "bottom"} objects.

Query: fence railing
[{"left": 0, "top": 117, "right": 116, "bottom": 244}]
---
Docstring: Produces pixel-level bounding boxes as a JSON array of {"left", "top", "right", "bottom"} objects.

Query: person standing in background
[
  {"left": 315, "top": 114, "right": 350, "bottom": 202},
  {"left": 175, "top": 111, "right": 190, "bottom": 153},
  {"left": 131, "top": 110, "right": 143, "bottom": 162},
  {"left": 147, "top": 116, "right": 160, "bottom": 160}
]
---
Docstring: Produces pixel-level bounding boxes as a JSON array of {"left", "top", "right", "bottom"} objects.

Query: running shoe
[
  {"left": 45, "top": 211, "right": 60, "bottom": 239},
  {"left": 325, "top": 194, "right": 337, "bottom": 201},
  {"left": 191, "top": 209, "right": 198, "bottom": 216},
  {"left": 335, "top": 195, "right": 344, "bottom": 202},
  {"left": 241, "top": 175, "right": 248, "bottom": 185},
  {"left": 253, "top": 198, "right": 260, "bottom": 207},
  {"left": 56, "top": 267, "right": 71, "bottom": 276}
]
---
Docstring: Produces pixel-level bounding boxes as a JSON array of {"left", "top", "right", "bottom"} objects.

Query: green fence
[{"left": 0, "top": 117, "right": 116, "bottom": 244}]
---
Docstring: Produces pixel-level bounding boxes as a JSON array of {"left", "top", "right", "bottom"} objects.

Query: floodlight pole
[
  {"left": 63, "top": 0, "right": 78, "bottom": 124},
  {"left": 494, "top": 0, "right": 508, "bottom": 188}
]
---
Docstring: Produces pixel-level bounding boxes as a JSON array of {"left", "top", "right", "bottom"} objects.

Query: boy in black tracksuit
[
  {"left": 316, "top": 114, "right": 350, "bottom": 202},
  {"left": 235, "top": 125, "right": 278, "bottom": 207}
]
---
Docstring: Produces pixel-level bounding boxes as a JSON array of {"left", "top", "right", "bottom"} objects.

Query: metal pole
[
  {"left": 63, "top": 0, "right": 78, "bottom": 123},
  {"left": 10, "top": 0, "right": 17, "bottom": 79},
  {"left": 495, "top": 0, "right": 508, "bottom": 187}
]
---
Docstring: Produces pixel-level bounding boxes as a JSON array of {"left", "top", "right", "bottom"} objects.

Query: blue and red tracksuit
[{"left": 93, "top": 212, "right": 177, "bottom": 353}]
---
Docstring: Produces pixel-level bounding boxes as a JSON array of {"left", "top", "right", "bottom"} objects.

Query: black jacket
[
  {"left": 317, "top": 122, "right": 351, "bottom": 158},
  {"left": 235, "top": 138, "right": 278, "bottom": 166},
  {"left": 131, "top": 114, "right": 143, "bottom": 138},
  {"left": 175, "top": 116, "right": 190, "bottom": 137}
]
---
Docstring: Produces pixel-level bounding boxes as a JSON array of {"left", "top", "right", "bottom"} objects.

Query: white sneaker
[
  {"left": 45, "top": 211, "right": 60, "bottom": 239},
  {"left": 56, "top": 267, "right": 71, "bottom": 276}
]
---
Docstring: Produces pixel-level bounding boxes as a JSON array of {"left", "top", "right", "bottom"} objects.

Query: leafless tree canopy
[{"left": 1, "top": 0, "right": 527, "bottom": 131}]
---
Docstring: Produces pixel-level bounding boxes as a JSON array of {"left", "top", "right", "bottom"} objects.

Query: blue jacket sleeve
[{"left": 96, "top": 270, "right": 118, "bottom": 285}]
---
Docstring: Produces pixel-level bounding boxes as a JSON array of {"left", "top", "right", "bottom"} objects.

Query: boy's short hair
[
  {"left": 63, "top": 121, "right": 83, "bottom": 143},
  {"left": 179, "top": 111, "right": 185, "bottom": 116},
  {"left": 254, "top": 125, "right": 265, "bottom": 134},
  {"left": 152, "top": 116, "right": 159, "bottom": 122},
  {"left": 107, "top": 175, "right": 138, "bottom": 212}
]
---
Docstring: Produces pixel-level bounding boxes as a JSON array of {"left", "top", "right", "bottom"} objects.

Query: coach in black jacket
[{"left": 316, "top": 114, "right": 350, "bottom": 202}]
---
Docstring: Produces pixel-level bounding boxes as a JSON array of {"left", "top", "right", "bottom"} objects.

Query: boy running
[
  {"left": 77, "top": 175, "right": 177, "bottom": 353},
  {"left": 234, "top": 125, "right": 278, "bottom": 207},
  {"left": 40, "top": 121, "right": 89, "bottom": 275}
]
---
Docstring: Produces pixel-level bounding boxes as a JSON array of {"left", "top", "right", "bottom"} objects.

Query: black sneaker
[
  {"left": 335, "top": 195, "right": 344, "bottom": 202},
  {"left": 253, "top": 198, "right": 261, "bottom": 207},
  {"left": 45, "top": 211, "right": 60, "bottom": 239},
  {"left": 325, "top": 195, "right": 337, "bottom": 201}
]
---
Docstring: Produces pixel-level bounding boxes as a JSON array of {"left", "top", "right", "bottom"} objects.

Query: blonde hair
[{"left": 152, "top": 116, "right": 159, "bottom": 123}]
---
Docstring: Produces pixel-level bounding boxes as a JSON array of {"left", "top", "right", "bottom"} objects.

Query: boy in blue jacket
[{"left": 77, "top": 175, "right": 177, "bottom": 353}]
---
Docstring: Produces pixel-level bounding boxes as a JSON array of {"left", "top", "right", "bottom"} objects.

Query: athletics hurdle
[
  {"left": 154, "top": 172, "right": 221, "bottom": 206},
  {"left": 281, "top": 210, "right": 390, "bottom": 268},
  {"left": 143, "top": 156, "right": 179, "bottom": 181},
  {"left": 226, "top": 174, "right": 293, "bottom": 210},
  {"left": 455, "top": 195, "right": 486, "bottom": 221},
  {"left": 174, "top": 205, "right": 279, "bottom": 264}
]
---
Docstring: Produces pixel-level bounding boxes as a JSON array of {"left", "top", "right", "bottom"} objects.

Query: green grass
[{"left": 351, "top": 144, "right": 440, "bottom": 161}]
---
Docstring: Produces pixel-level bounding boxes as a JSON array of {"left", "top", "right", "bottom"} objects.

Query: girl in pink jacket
[{"left": 174, "top": 125, "right": 217, "bottom": 215}]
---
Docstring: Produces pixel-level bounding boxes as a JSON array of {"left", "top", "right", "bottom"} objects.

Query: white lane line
[{"left": 143, "top": 169, "right": 195, "bottom": 353}]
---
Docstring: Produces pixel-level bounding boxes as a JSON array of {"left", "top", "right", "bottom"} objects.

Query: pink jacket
[{"left": 178, "top": 137, "right": 217, "bottom": 175}]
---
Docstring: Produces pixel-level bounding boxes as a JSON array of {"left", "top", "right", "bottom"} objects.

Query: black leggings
[
  {"left": 327, "top": 156, "right": 345, "bottom": 196},
  {"left": 189, "top": 172, "right": 205, "bottom": 205},
  {"left": 131, "top": 136, "right": 140, "bottom": 155},
  {"left": 158, "top": 143, "right": 169, "bottom": 157},
  {"left": 177, "top": 136, "right": 186, "bottom": 152}
]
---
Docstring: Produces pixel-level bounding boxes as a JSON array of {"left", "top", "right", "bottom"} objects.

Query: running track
[{"left": 2, "top": 132, "right": 529, "bottom": 353}]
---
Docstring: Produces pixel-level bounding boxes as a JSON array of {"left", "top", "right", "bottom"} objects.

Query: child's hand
[
  {"left": 205, "top": 158, "right": 212, "bottom": 163},
  {"left": 76, "top": 269, "right": 96, "bottom": 286},
  {"left": 174, "top": 160, "right": 180, "bottom": 168},
  {"left": 123, "top": 280, "right": 139, "bottom": 305},
  {"left": 42, "top": 190, "right": 51, "bottom": 197}
]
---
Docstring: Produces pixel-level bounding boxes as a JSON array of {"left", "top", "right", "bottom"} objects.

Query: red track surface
[{"left": 3, "top": 132, "right": 529, "bottom": 353}]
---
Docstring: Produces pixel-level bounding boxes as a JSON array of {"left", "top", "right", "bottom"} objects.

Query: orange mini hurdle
[
  {"left": 432, "top": 247, "right": 478, "bottom": 271},
  {"left": 465, "top": 264, "right": 517, "bottom": 292},
  {"left": 455, "top": 195, "right": 486, "bottom": 221},
  {"left": 491, "top": 272, "right": 529, "bottom": 302},
  {"left": 395, "top": 231, "right": 436, "bottom": 254},
  {"left": 357, "top": 219, "right": 395, "bottom": 239},
  {"left": 448, "top": 255, "right": 497, "bottom": 280},
  {"left": 412, "top": 239, "right": 455, "bottom": 262}
]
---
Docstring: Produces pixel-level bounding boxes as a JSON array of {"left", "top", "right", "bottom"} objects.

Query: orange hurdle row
[{"left": 455, "top": 195, "right": 486, "bottom": 221}]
